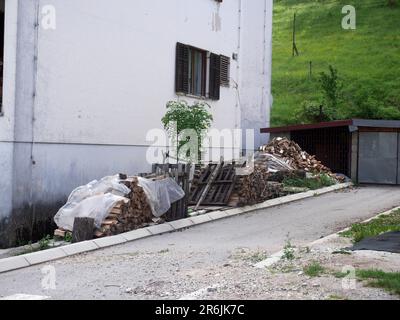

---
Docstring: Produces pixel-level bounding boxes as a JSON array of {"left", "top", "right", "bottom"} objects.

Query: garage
[
  {"left": 261, "top": 119, "right": 400, "bottom": 185},
  {"left": 358, "top": 131, "right": 399, "bottom": 184}
]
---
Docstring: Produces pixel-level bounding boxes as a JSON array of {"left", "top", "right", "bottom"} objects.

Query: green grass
[
  {"left": 357, "top": 269, "right": 400, "bottom": 295},
  {"left": 340, "top": 209, "right": 400, "bottom": 242},
  {"left": 283, "top": 173, "right": 336, "bottom": 190},
  {"left": 272, "top": 0, "right": 400, "bottom": 126},
  {"left": 304, "top": 261, "right": 325, "bottom": 277}
]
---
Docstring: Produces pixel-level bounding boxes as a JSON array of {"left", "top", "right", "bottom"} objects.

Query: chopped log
[
  {"left": 54, "top": 229, "right": 66, "bottom": 238},
  {"left": 72, "top": 217, "right": 95, "bottom": 243},
  {"left": 93, "top": 177, "right": 154, "bottom": 238},
  {"left": 110, "top": 208, "right": 122, "bottom": 214}
]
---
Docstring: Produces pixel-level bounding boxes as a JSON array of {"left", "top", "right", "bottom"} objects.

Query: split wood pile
[
  {"left": 95, "top": 177, "right": 153, "bottom": 238},
  {"left": 229, "top": 167, "right": 284, "bottom": 207},
  {"left": 259, "top": 137, "right": 331, "bottom": 173}
]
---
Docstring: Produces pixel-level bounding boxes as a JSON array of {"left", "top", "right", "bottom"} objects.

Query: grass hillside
[{"left": 272, "top": 0, "right": 400, "bottom": 126}]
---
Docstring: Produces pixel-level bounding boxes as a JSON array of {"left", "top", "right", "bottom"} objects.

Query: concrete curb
[
  {"left": 254, "top": 205, "right": 400, "bottom": 269},
  {"left": 0, "top": 182, "right": 353, "bottom": 274}
]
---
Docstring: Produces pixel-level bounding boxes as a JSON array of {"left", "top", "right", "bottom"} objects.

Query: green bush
[{"left": 283, "top": 174, "right": 336, "bottom": 190}]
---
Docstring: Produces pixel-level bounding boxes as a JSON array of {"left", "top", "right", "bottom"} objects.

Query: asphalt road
[{"left": 0, "top": 185, "right": 399, "bottom": 300}]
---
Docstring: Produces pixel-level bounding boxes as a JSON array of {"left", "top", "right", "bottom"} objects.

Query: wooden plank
[{"left": 194, "top": 159, "right": 224, "bottom": 210}]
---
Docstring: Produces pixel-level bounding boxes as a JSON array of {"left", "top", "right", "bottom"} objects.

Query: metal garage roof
[{"left": 260, "top": 119, "right": 400, "bottom": 134}]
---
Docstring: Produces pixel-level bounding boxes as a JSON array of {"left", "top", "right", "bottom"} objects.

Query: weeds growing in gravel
[
  {"left": 16, "top": 235, "right": 53, "bottom": 256},
  {"left": 357, "top": 269, "right": 400, "bottom": 296},
  {"left": 303, "top": 261, "right": 325, "bottom": 277},
  {"left": 282, "top": 236, "right": 295, "bottom": 260},
  {"left": 340, "top": 209, "right": 400, "bottom": 242}
]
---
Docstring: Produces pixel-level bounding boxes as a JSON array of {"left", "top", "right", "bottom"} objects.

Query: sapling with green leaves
[{"left": 162, "top": 100, "right": 213, "bottom": 163}]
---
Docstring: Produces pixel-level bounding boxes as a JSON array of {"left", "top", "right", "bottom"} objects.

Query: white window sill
[{"left": 176, "top": 92, "right": 209, "bottom": 100}]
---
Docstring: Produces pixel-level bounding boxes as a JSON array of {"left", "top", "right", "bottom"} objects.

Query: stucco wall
[
  {"left": 34, "top": 0, "right": 243, "bottom": 145},
  {"left": 239, "top": 0, "right": 273, "bottom": 150},
  {"left": 0, "top": 0, "right": 272, "bottom": 247},
  {"left": 0, "top": 0, "right": 19, "bottom": 221}
]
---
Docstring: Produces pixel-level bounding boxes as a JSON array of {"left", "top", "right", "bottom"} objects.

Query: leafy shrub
[
  {"left": 162, "top": 101, "right": 213, "bottom": 162},
  {"left": 283, "top": 174, "right": 336, "bottom": 190}
]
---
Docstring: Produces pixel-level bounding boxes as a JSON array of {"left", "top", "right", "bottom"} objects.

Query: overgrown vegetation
[
  {"left": 340, "top": 209, "right": 400, "bottom": 242},
  {"left": 272, "top": 0, "right": 400, "bottom": 125},
  {"left": 282, "top": 236, "right": 295, "bottom": 260},
  {"left": 16, "top": 235, "right": 53, "bottom": 256},
  {"left": 283, "top": 173, "right": 336, "bottom": 190},
  {"left": 357, "top": 269, "right": 400, "bottom": 295},
  {"left": 64, "top": 232, "right": 73, "bottom": 243},
  {"left": 304, "top": 261, "right": 325, "bottom": 277},
  {"left": 162, "top": 100, "right": 213, "bottom": 162}
]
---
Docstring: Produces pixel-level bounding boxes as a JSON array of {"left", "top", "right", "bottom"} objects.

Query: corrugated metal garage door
[{"left": 358, "top": 132, "right": 399, "bottom": 184}]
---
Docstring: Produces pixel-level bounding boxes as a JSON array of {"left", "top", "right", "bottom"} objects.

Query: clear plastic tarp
[
  {"left": 137, "top": 177, "right": 185, "bottom": 218},
  {"left": 54, "top": 175, "right": 130, "bottom": 231}
]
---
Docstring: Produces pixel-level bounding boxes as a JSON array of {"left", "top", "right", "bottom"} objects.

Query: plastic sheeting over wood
[{"left": 54, "top": 175, "right": 185, "bottom": 232}]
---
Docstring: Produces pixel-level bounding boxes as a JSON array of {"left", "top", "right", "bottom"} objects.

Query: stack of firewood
[
  {"left": 95, "top": 177, "right": 154, "bottom": 238},
  {"left": 229, "top": 167, "right": 285, "bottom": 207},
  {"left": 259, "top": 137, "right": 331, "bottom": 173}
]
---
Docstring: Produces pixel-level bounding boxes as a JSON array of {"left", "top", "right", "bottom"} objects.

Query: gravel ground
[{"left": 0, "top": 185, "right": 399, "bottom": 300}]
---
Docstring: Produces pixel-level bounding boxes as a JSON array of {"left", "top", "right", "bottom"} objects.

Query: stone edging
[
  {"left": 0, "top": 182, "right": 353, "bottom": 274},
  {"left": 254, "top": 204, "right": 400, "bottom": 269}
]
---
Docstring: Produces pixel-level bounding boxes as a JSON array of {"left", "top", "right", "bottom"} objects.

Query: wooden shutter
[
  {"left": 209, "top": 53, "right": 221, "bottom": 100},
  {"left": 175, "top": 43, "right": 189, "bottom": 94},
  {"left": 220, "top": 55, "right": 230, "bottom": 87}
]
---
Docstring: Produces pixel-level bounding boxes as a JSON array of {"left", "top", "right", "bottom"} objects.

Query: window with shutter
[
  {"left": 175, "top": 43, "right": 207, "bottom": 97},
  {"left": 209, "top": 53, "right": 221, "bottom": 100},
  {"left": 220, "top": 55, "right": 230, "bottom": 87},
  {"left": 175, "top": 43, "right": 224, "bottom": 100}
]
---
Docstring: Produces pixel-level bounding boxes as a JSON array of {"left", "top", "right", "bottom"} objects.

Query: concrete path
[{"left": 0, "top": 185, "right": 399, "bottom": 300}]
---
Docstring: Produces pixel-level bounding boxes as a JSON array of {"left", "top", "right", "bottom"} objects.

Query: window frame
[
  {"left": 187, "top": 46, "right": 208, "bottom": 98},
  {"left": 175, "top": 42, "right": 228, "bottom": 101}
]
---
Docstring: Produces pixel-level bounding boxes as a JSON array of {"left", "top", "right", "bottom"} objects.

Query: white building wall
[
  {"left": 0, "top": 0, "right": 18, "bottom": 220},
  {"left": 34, "top": 0, "right": 243, "bottom": 146},
  {"left": 0, "top": 0, "right": 273, "bottom": 247}
]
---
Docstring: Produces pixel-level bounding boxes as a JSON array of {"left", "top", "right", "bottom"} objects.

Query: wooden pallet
[
  {"left": 140, "top": 164, "right": 191, "bottom": 222},
  {"left": 189, "top": 162, "right": 236, "bottom": 206}
]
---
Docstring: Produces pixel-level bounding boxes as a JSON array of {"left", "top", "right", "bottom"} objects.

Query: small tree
[
  {"left": 296, "top": 66, "right": 342, "bottom": 123},
  {"left": 319, "top": 65, "right": 342, "bottom": 111},
  {"left": 162, "top": 100, "right": 213, "bottom": 163}
]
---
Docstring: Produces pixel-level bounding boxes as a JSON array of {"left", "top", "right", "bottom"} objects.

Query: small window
[{"left": 175, "top": 42, "right": 222, "bottom": 100}]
